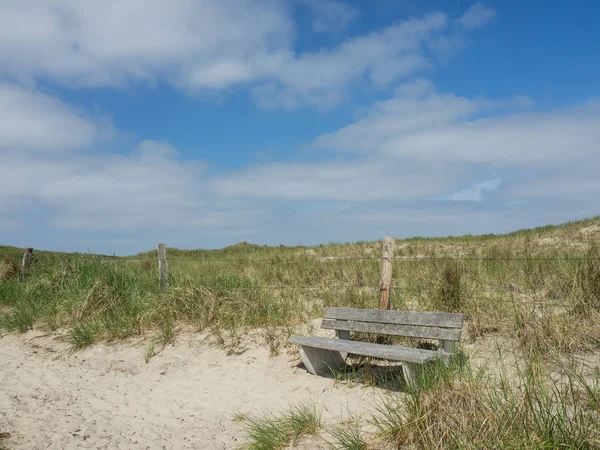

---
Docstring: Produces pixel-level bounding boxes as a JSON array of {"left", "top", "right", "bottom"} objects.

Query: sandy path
[{"left": 0, "top": 328, "right": 380, "bottom": 450}]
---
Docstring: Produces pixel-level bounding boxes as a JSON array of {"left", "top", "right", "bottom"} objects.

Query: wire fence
[
  {"left": 7, "top": 245, "right": 600, "bottom": 309},
  {"left": 120, "top": 256, "right": 600, "bottom": 262},
  {"left": 18, "top": 248, "right": 600, "bottom": 263}
]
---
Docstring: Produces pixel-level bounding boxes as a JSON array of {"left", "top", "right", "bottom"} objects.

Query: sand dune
[{"left": 0, "top": 328, "right": 379, "bottom": 449}]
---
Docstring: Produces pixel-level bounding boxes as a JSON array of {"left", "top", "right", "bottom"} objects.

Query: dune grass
[
  {"left": 2, "top": 218, "right": 600, "bottom": 448},
  {"left": 327, "top": 422, "right": 369, "bottom": 450},
  {"left": 241, "top": 401, "right": 321, "bottom": 450},
  {"left": 2, "top": 221, "right": 600, "bottom": 354},
  {"left": 372, "top": 359, "right": 600, "bottom": 449}
]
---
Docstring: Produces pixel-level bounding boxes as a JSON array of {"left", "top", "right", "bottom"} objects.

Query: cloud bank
[
  {"left": 0, "top": 2, "right": 598, "bottom": 253},
  {"left": 0, "top": 0, "right": 494, "bottom": 108}
]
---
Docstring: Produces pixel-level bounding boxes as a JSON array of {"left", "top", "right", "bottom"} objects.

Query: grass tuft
[
  {"left": 157, "top": 319, "right": 175, "bottom": 346},
  {"left": 373, "top": 361, "right": 600, "bottom": 449},
  {"left": 435, "top": 262, "right": 463, "bottom": 312},
  {"left": 0, "top": 432, "right": 10, "bottom": 450},
  {"left": 328, "top": 424, "right": 369, "bottom": 450},
  {"left": 69, "top": 321, "right": 99, "bottom": 349},
  {"left": 286, "top": 401, "right": 322, "bottom": 444},
  {"left": 243, "top": 415, "right": 289, "bottom": 450},
  {"left": 0, "top": 300, "right": 38, "bottom": 332},
  {"left": 242, "top": 401, "right": 321, "bottom": 449},
  {"left": 0, "top": 259, "right": 19, "bottom": 281},
  {"left": 144, "top": 341, "right": 157, "bottom": 363}
]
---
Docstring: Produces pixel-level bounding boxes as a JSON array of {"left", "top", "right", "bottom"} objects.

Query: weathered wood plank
[
  {"left": 378, "top": 236, "right": 394, "bottom": 310},
  {"left": 323, "top": 307, "right": 463, "bottom": 328},
  {"left": 20, "top": 248, "right": 33, "bottom": 281},
  {"left": 321, "top": 318, "right": 462, "bottom": 341},
  {"left": 402, "top": 363, "right": 417, "bottom": 387},
  {"left": 335, "top": 329, "right": 350, "bottom": 359},
  {"left": 157, "top": 243, "right": 168, "bottom": 290},
  {"left": 288, "top": 336, "right": 450, "bottom": 364},
  {"left": 439, "top": 340, "right": 457, "bottom": 354},
  {"left": 299, "top": 346, "right": 345, "bottom": 376}
]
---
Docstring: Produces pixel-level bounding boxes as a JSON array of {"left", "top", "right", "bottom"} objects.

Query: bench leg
[
  {"left": 439, "top": 340, "right": 456, "bottom": 354},
  {"left": 299, "top": 346, "right": 346, "bottom": 376},
  {"left": 335, "top": 330, "right": 350, "bottom": 359},
  {"left": 402, "top": 363, "right": 417, "bottom": 388},
  {"left": 438, "top": 340, "right": 456, "bottom": 367}
]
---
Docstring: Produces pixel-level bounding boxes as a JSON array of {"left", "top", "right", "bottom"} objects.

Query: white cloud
[
  {"left": 315, "top": 82, "right": 600, "bottom": 167},
  {"left": 2, "top": 78, "right": 599, "bottom": 254},
  {"left": 378, "top": 103, "right": 600, "bottom": 166},
  {"left": 457, "top": 2, "right": 496, "bottom": 29},
  {"left": 0, "top": 144, "right": 209, "bottom": 228},
  {"left": 3, "top": 2, "right": 598, "bottom": 253},
  {"left": 314, "top": 83, "right": 482, "bottom": 152},
  {"left": 0, "top": 82, "right": 103, "bottom": 152},
  {"left": 506, "top": 168, "right": 600, "bottom": 203},
  {"left": 445, "top": 179, "right": 502, "bottom": 202},
  {"left": 392, "top": 78, "right": 435, "bottom": 98},
  {"left": 0, "top": 84, "right": 252, "bottom": 234},
  {"left": 296, "top": 0, "right": 359, "bottom": 32},
  {"left": 0, "top": 1, "right": 493, "bottom": 109},
  {"left": 0, "top": 0, "right": 293, "bottom": 88},
  {"left": 252, "top": 12, "right": 448, "bottom": 108},
  {"left": 214, "top": 160, "right": 460, "bottom": 202}
]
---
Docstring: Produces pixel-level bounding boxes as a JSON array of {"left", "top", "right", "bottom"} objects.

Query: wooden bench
[{"left": 288, "top": 307, "right": 464, "bottom": 385}]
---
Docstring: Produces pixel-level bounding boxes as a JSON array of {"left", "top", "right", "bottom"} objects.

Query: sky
[{"left": 1, "top": 0, "right": 599, "bottom": 255}]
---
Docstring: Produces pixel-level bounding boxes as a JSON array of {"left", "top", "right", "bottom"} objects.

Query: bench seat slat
[
  {"left": 323, "top": 307, "right": 463, "bottom": 328},
  {"left": 321, "top": 318, "right": 462, "bottom": 341},
  {"left": 288, "top": 336, "right": 450, "bottom": 364}
]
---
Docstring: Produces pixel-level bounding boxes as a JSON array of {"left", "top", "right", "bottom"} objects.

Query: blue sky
[{"left": 1, "top": 0, "right": 599, "bottom": 255}]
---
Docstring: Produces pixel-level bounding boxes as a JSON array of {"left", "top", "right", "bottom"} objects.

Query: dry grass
[
  {"left": 2, "top": 219, "right": 600, "bottom": 448},
  {"left": 3, "top": 218, "right": 600, "bottom": 353},
  {"left": 328, "top": 421, "right": 370, "bottom": 450},
  {"left": 0, "top": 259, "right": 19, "bottom": 281},
  {"left": 241, "top": 401, "right": 322, "bottom": 450},
  {"left": 373, "top": 362, "right": 600, "bottom": 449},
  {"left": 0, "top": 433, "right": 9, "bottom": 450}
]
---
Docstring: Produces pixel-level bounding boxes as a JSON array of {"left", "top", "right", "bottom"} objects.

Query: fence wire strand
[
  {"left": 8, "top": 251, "right": 595, "bottom": 308},
  {"left": 121, "top": 256, "right": 600, "bottom": 263}
]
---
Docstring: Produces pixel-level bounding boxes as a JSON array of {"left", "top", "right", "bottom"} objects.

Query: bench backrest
[{"left": 321, "top": 307, "right": 464, "bottom": 341}]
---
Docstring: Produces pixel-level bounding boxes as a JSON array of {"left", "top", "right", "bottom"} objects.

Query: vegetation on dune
[
  {"left": 327, "top": 418, "right": 369, "bottom": 450},
  {"left": 373, "top": 360, "right": 600, "bottom": 449},
  {"left": 240, "top": 401, "right": 321, "bottom": 450},
  {"left": 2, "top": 217, "right": 600, "bottom": 448},
  {"left": 2, "top": 217, "right": 600, "bottom": 350},
  {"left": 0, "top": 432, "right": 9, "bottom": 450}
]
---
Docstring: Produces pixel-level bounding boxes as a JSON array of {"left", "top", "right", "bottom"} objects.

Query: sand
[{"left": 0, "top": 327, "right": 381, "bottom": 450}]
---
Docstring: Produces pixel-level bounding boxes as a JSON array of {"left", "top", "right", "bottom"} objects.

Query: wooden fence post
[
  {"left": 20, "top": 248, "right": 33, "bottom": 281},
  {"left": 157, "top": 243, "right": 168, "bottom": 290},
  {"left": 378, "top": 237, "right": 394, "bottom": 310}
]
